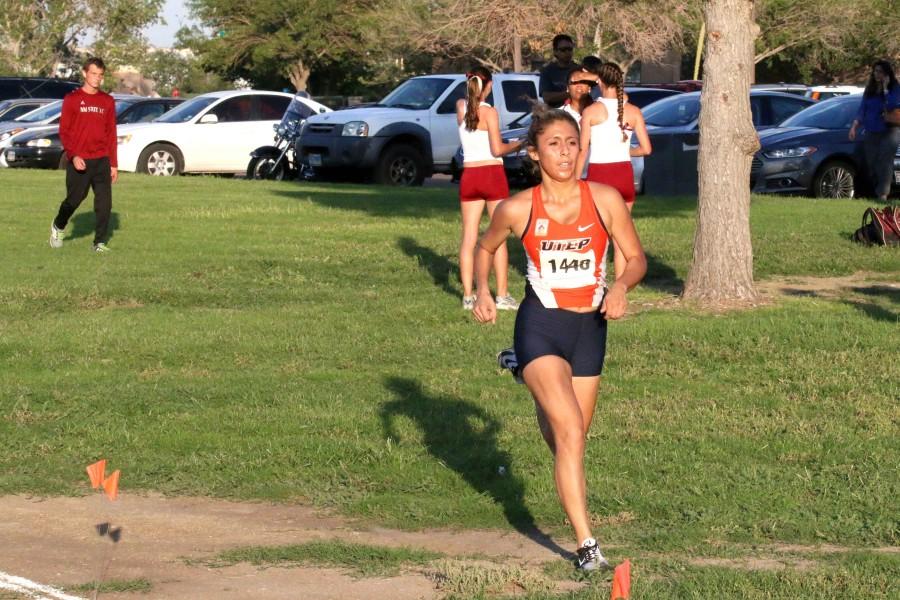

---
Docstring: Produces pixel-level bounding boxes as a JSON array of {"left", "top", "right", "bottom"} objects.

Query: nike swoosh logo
[{"left": 577, "top": 223, "right": 594, "bottom": 232}]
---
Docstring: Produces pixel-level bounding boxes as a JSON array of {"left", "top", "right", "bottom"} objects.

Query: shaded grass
[
  {"left": 0, "top": 171, "right": 897, "bottom": 599},
  {"left": 212, "top": 540, "right": 441, "bottom": 578}
]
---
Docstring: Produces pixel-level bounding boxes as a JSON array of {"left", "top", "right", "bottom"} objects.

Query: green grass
[
  {"left": 213, "top": 539, "right": 441, "bottom": 577},
  {"left": 68, "top": 578, "right": 152, "bottom": 594},
  {"left": 1, "top": 170, "right": 897, "bottom": 598}
]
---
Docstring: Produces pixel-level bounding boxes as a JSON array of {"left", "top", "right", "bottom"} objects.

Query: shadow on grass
[
  {"left": 272, "top": 184, "right": 458, "bottom": 219},
  {"left": 397, "top": 236, "right": 527, "bottom": 300},
  {"left": 70, "top": 211, "right": 120, "bottom": 243},
  {"left": 380, "top": 376, "right": 569, "bottom": 559},
  {"left": 642, "top": 252, "right": 683, "bottom": 294},
  {"left": 851, "top": 285, "right": 900, "bottom": 304},
  {"left": 844, "top": 285, "right": 898, "bottom": 322},
  {"left": 397, "top": 237, "right": 459, "bottom": 299},
  {"left": 632, "top": 196, "right": 697, "bottom": 220}
]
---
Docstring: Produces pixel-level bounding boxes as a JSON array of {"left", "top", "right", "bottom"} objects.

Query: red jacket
[{"left": 59, "top": 88, "right": 118, "bottom": 167}]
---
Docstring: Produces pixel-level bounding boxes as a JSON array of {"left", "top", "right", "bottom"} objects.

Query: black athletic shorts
[{"left": 513, "top": 287, "right": 608, "bottom": 377}]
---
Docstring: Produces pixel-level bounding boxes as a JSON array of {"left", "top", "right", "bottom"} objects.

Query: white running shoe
[
  {"left": 575, "top": 537, "right": 611, "bottom": 571},
  {"left": 495, "top": 295, "right": 520, "bottom": 311},
  {"left": 92, "top": 242, "right": 111, "bottom": 253},
  {"left": 50, "top": 223, "right": 64, "bottom": 248},
  {"left": 462, "top": 295, "right": 476, "bottom": 310},
  {"left": 497, "top": 347, "right": 524, "bottom": 384}
]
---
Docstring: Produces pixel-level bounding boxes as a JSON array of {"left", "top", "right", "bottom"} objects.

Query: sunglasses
[{"left": 568, "top": 80, "right": 595, "bottom": 87}]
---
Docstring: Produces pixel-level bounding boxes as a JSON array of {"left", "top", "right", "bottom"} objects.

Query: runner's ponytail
[{"left": 464, "top": 67, "right": 492, "bottom": 131}]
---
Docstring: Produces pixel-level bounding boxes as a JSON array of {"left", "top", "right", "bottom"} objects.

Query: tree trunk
[
  {"left": 512, "top": 34, "right": 522, "bottom": 72},
  {"left": 286, "top": 59, "right": 310, "bottom": 93},
  {"left": 683, "top": 0, "right": 760, "bottom": 304}
]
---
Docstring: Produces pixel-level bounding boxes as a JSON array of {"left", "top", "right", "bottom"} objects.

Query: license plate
[
  {"left": 5, "top": 150, "right": 14, "bottom": 162},
  {"left": 895, "top": 170, "right": 900, "bottom": 184},
  {"left": 308, "top": 153, "right": 322, "bottom": 167}
]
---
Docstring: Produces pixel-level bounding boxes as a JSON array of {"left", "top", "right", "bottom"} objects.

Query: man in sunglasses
[{"left": 539, "top": 34, "right": 578, "bottom": 108}]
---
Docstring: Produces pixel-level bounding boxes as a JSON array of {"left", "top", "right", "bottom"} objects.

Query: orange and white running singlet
[{"left": 521, "top": 181, "right": 609, "bottom": 309}]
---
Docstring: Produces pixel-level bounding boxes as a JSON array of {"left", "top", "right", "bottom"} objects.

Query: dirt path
[
  {"left": 1, "top": 494, "right": 572, "bottom": 600},
  {"left": 633, "top": 272, "right": 899, "bottom": 312},
  {"left": 4, "top": 494, "right": 897, "bottom": 600}
]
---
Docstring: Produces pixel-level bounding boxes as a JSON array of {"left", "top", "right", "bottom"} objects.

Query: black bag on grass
[{"left": 852, "top": 206, "right": 900, "bottom": 246}]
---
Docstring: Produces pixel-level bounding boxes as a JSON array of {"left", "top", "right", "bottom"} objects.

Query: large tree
[
  {"left": 188, "top": 0, "right": 376, "bottom": 92},
  {"left": 0, "top": 0, "right": 164, "bottom": 75},
  {"left": 683, "top": 0, "right": 759, "bottom": 303},
  {"left": 380, "top": 0, "right": 691, "bottom": 73}
]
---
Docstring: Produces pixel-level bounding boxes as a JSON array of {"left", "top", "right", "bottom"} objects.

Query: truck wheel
[
  {"left": 138, "top": 143, "right": 183, "bottom": 176},
  {"left": 375, "top": 144, "right": 425, "bottom": 186}
]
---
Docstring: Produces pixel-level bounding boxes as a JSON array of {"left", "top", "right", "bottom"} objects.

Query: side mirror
[{"left": 198, "top": 113, "right": 218, "bottom": 124}]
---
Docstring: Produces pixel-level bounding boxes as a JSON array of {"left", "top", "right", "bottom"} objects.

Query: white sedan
[{"left": 116, "top": 90, "right": 329, "bottom": 175}]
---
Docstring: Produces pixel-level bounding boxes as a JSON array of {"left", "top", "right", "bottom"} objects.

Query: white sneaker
[
  {"left": 575, "top": 537, "right": 611, "bottom": 571},
  {"left": 50, "top": 223, "right": 64, "bottom": 248},
  {"left": 462, "top": 295, "right": 476, "bottom": 310},
  {"left": 495, "top": 295, "right": 520, "bottom": 310},
  {"left": 92, "top": 242, "right": 111, "bottom": 253},
  {"left": 497, "top": 347, "right": 524, "bottom": 384}
]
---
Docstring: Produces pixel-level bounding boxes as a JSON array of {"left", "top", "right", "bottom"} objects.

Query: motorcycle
[{"left": 247, "top": 96, "right": 310, "bottom": 180}]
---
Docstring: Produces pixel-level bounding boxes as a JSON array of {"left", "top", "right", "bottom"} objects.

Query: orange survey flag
[
  {"left": 102, "top": 470, "right": 120, "bottom": 501},
  {"left": 611, "top": 559, "right": 631, "bottom": 600},
  {"left": 86, "top": 460, "right": 106, "bottom": 489}
]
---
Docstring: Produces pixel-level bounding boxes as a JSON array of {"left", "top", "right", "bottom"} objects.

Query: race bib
[{"left": 538, "top": 249, "right": 597, "bottom": 289}]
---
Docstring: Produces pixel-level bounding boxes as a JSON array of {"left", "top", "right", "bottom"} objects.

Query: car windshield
[
  {"left": 779, "top": 97, "right": 859, "bottom": 129},
  {"left": 642, "top": 95, "right": 700, "bottom": 127},
  {"left": 378, "top": 77, "right": 454, "bottom": 110},
  {"left": 115, "top": 100, "right": 138, "bottom": 115},
  {"left": 16, "top": 100, "right": 62, "bottom": 122},
  {"left": 155, "top": 96, "right": 217, "bottom": 123}
]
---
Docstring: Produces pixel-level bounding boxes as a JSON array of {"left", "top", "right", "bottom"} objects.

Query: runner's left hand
[
  {"left": 601, "top": 284, "right": 627, "bottom": 319},
  {"left": 110, "top": 167, "right": 118, "bottom": 183}
]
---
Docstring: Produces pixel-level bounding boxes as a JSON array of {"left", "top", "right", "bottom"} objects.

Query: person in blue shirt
[{"left": 849, "top": 60, "right": 900, "bottom": 201}]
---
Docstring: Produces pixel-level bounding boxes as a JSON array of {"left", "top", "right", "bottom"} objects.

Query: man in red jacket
[{"left": 50, "top": 57, "right": 118, "bottom": 252}]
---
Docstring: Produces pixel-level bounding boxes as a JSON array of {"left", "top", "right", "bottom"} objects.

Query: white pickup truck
[{"left": 296, "top": 73, "right": 539, "bottom": 186}]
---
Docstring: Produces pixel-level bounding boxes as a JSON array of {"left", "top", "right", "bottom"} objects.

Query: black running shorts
[{"left": 513, "top": 289, "right": 608, "bottom": 377}]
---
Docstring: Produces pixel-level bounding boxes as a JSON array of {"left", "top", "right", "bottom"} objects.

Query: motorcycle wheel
[{"left": 247, "top": 156, "right": 288, "bottom": 180}]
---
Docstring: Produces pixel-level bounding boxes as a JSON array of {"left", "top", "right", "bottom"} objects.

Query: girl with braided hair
[
  {"left": 456, "top": 66, "right": 525, "bottom": 311},
  {"left": 575, "top": 62, "right": 651, "bottom": 279}
]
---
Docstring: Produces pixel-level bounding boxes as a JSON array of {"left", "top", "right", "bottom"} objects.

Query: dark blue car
[{"left": 751, "top": 94, "right": 900, "bottom": 198}]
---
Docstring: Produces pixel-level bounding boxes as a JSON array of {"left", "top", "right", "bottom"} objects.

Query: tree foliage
[
  {"left": 188, "top": 0, "right": 377, "bottom": 92},
  {"left": 0, "top": 0, "right": 164, "bottom": 75}
]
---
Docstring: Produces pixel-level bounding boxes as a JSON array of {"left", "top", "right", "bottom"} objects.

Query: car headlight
[
  {"left": 763, "top": 146, "right": 817, "bottom": 159},
  {"left": 117, "top": 134, "right": 132, "bottom": 145},
  {"left": 25, "top": 138, "right": 53, "bottom": 147},
  {"left": 0, "top": 128, "right": 25, "bottom": 141},
  {"left": 341, "top": 121, "right": 368, "bottom": 137}
]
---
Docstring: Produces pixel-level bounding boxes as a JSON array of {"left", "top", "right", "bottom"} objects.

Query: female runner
[
  {"left": 575, "top": 62, "right": 651, "bottom": 279},
  {"left": 473, "top": 107, "right": 646, "bottom": 570},
  {"left": 457, "top": 66, "right": 524, "bottom": 310}
]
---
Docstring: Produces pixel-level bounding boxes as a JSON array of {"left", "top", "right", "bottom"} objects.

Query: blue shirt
[{"left": 856, "top": 86, "right": 900, "bottom": 133}]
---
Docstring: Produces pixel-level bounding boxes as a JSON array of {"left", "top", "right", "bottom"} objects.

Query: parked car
[
  {"left": 296, "top": 73, "right": 540, "bottom": 186},
  {"left": 751, "top": 94, "right": 900, "bottom": 198},
  {"left": 0, "top": 98, "right": 56, "bottom": 122},
  {"left": 620, "top": 86, "right": 684, "bottom": 108},
  {"left": 0, "top": 77, "right": 79, "bottom": 101},
  {"left": 805, "top": 85, "right": 864, "bottom": 101},
  {"left": 637, "top": 90, "right": 816, "bottom": 195},
  {"left": 751, "top": 83, "right": 810, "bottom": 96},
  {"left": 116, "top": 90, "right": 301, "bottom": 175},
  {"left": 5, "top": 97, "right": 184, "bottom": 170},
  {"left": 0, "top": 100, "right": 63, "bottom": 167}
]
